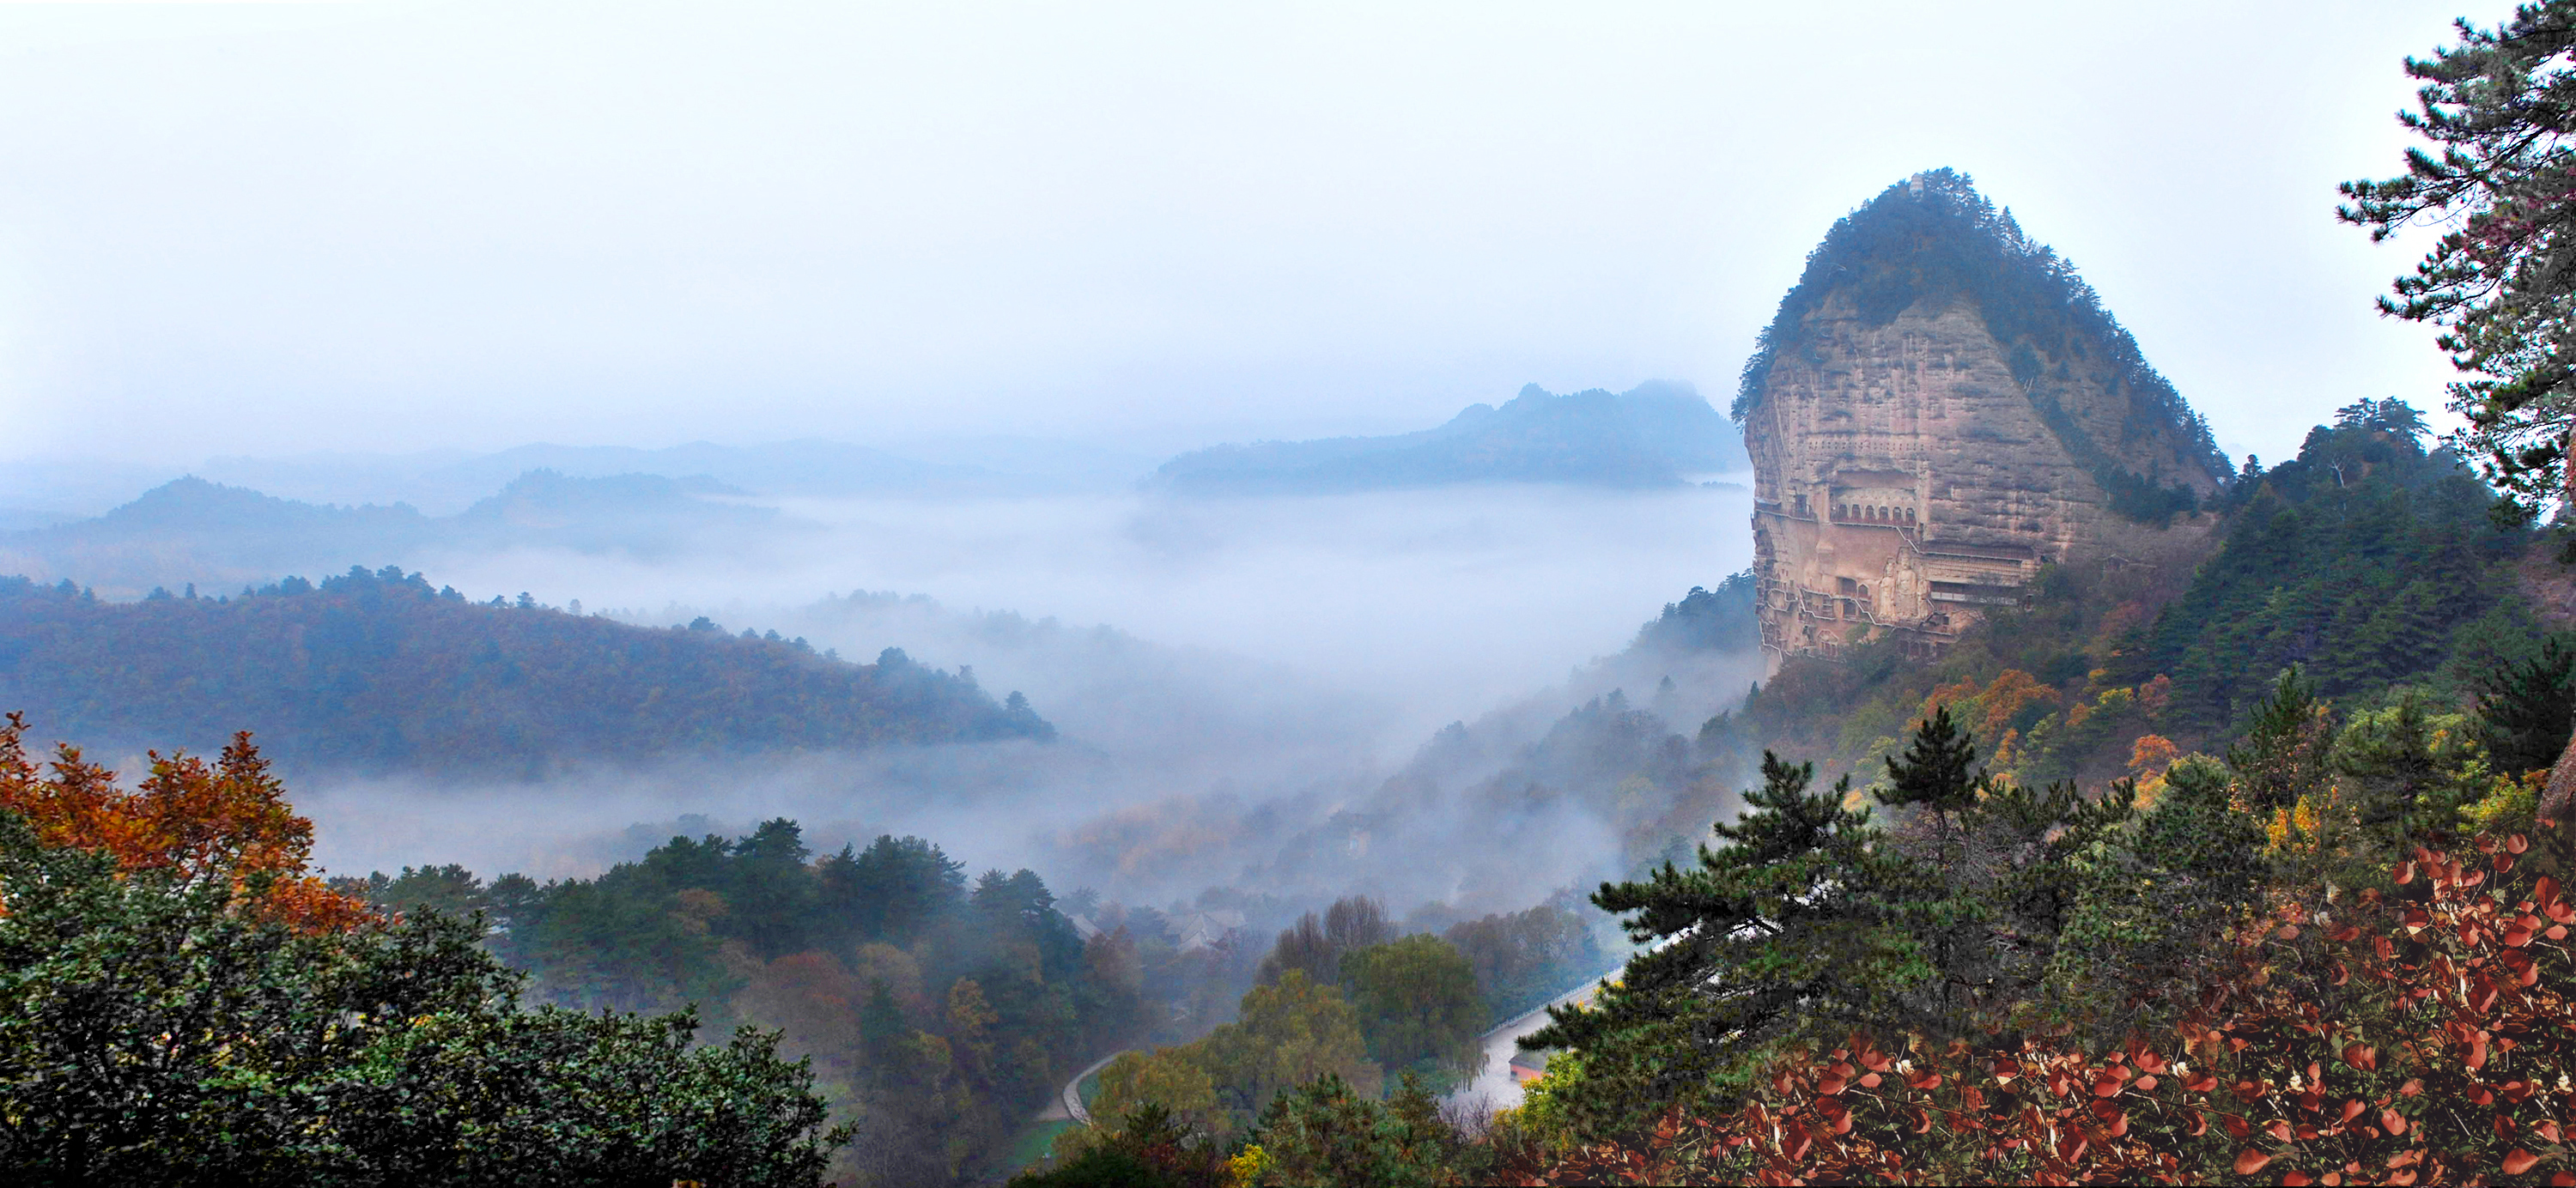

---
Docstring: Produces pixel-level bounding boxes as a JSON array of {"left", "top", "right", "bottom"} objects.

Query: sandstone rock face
[{"left": 1741, "top": 173, "right": 2227, "bottom": 668}]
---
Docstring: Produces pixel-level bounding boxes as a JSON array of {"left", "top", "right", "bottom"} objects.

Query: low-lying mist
[{"left": 295, "top": 482, "right": 1759, "bottom": 923}]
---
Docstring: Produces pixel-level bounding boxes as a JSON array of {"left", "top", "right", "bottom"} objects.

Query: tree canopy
[{"left": 2341, "top": 2, "right": 2576, "bottom": 521}]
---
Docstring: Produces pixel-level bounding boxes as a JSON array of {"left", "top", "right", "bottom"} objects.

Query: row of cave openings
[{"left": 1835, "top": 503, "right": 1917, "bottom": 525}]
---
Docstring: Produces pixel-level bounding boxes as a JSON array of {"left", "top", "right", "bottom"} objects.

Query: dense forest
[
  {"left": 1152, "top": 381, "right": 1745, "bottom": 495},
  {"left": 0, "top": 564, "right": 1051, "bottom": 775},
  {"left": 332, "top": 823, "right": 1601, "bottom": 1183}
]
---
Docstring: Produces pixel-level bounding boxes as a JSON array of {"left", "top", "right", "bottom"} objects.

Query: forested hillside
[
  {"left": 1705, "top": 399, "right": 2554, "bottom": 792},
  {"left": 0, "top": 565, "right": 1051, "bottom": 775}
]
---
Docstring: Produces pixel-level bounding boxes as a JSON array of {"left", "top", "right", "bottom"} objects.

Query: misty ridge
[
  {"left": 0, "top": 383, "right": 1765, "bottom": 930},
  {"left": 1151, "top": 381, "right": 1749, "bottom": 495}
]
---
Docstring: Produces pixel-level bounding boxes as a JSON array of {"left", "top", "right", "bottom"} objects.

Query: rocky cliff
[{"left": 1740, "top": 170, "right": 2230, "bottom": 666}]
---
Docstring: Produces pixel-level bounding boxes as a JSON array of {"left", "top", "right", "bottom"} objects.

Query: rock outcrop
[{"left": 1739, "top": 170, "right": 2231, "bottom": 666}]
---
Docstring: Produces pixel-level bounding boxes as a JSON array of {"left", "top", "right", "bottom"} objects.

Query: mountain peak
[{"left": 1739, "top": 174, "right": 2230, "bottom": 664}]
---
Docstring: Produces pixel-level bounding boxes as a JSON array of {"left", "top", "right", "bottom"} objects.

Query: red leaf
[
  {"left": 2235, "top": 1149, "right": 2273, "bottom": 1175},
  {"left": 2341, "top": 1044, "right": 2377, "bottom": 1071},
  {"left": 2330, "top": 961, "right": 2349, "bottom": 986},
  {"left": 2283, "top": 1174, "right": 2313, "bottom": 1187},
  {"left": 2269, "top": 1119, "right": 2295, "bottom": 1143},
  {"left": 1905, "top": 1070, "right": 1941, "bottom": 1091},
  {"left": 2134, "top": 1075, "right": 2158, "bottom": 1092},
  {"left": 2549, "top": 1172, "right": 2573, "bottom": 1187},
  {"left": 2506, "top": 1149, "right": 2542, "bottom": 1176},
  {"left": 2380, "top": 1109, "right": 2408, "bottom": 1136},
  {"left": 2509, "top": 833, "right": 2530, "bottom": 853},
  {"left": 2187, "top": 1112, "right": 2208, "bottom": 1137},
  {"left": 2397, "top": 861, "right": 2416, "bottom": 884},
  {"left": 2330, "top": 924, "right": 2360, "bottom": 942},
  {"left": 2341, "top": 1100, "right": 2366, "bottom": 1124}
]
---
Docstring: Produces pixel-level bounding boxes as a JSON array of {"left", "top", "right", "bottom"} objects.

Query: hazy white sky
[{"left": 0, "top": 2, "right": 2466, "bottom": 467}]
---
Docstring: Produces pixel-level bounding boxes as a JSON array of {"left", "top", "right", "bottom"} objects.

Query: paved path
[
  {"left": 1040, "top": 1049, "right": 1127, "bottom": 1125},
  {"left": 1447, "top": 973, "right": 1613, "bottom": 1114}
]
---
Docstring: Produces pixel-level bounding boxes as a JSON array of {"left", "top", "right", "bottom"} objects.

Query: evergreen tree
[
  {"left": 2341, "top": 3, "right": 2576, "bottom": 523},
  {"left": 2477, "top": 635, "right": 2576, "bottom": 774},
  {"left": 1522, "top": 753, "right": 1923, "bottom": 1134}
]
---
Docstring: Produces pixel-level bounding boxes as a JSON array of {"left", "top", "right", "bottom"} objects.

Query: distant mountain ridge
[
  {"left": 0, "top": 471, "right": 781, "bottom": 599},
  {"left": 0, "top": 565, "right": 1054, "bottom": 776},
  {"left": 1151, "top": 381, "right": 1748, "bottom": 495}
]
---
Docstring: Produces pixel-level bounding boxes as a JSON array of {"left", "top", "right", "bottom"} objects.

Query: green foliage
[
  {"left": 1439, "top": 900, "right": 1605, "bottom": 1023},
  {"left": 0, "top": 566, "right": 1053, "bottom": 774},
  {"left": 359, "top": 821, "right": 1135, "bottom": 1185},
  {"left": 1523, "top": 752, "right": 1922, "bottom": 1134},
  {"left": 1878, "top": 704, "right": 1982, "bottom": 818},
  {"left": 1008, "top": 1104, "right": 1233, "bottom": 1188},
  {"left": 2136, "top": 407, "right": 2528, "bottom": 733},
  {"left": 0, "top": 810, "right": 846, "bottom": 1185},
  {"left": 1630, "top": 573, "right": 1759, "bottom": 655},
  {"left": 2224, "top": 666, "right": 2333, "bottom": 812},
  {"left": 1192, "top": 970, "right": 1382, "bottom": 1127},
  {"left": 2038, "top": 755, "right": 2263, "bottom": 1028},
  {"left": 2339, "top": 3, "right": 2576, "bottom": 522},
  {"left": 1241, "top": 1073, "right": 1489, "bottom": 1187},
  {"left": 2475, "top": 633, "right": 2576, "bottom": 773},
  {"left": 1337, "top": 935, "right": 1485, "bottom": 1085}
]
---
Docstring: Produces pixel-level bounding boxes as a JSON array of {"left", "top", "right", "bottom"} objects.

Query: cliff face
[{"left": 1741, "top": 171, "right": 2229, "bottom": 666}]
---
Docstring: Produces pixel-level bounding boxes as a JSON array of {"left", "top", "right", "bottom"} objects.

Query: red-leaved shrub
[{"left": 1513, "top": 827, "right": 2576, "bottom": 1185}]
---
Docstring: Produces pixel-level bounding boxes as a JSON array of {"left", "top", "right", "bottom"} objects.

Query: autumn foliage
[
  {"left": 0, "top": 711, "right": 369, "bottom": 931},
  {"left": 1506, "top": 824, "right": 2576, "bottom": 1185}
]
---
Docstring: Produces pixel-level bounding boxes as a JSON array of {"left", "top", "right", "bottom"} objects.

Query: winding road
[{"left": 1042, "top": 968, "right": 1619, "bottom": 1130}]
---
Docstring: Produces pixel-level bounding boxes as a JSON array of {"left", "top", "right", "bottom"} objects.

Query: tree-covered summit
[{"left": 1733, "top": 168, "right": 2229, "bottom": 493}]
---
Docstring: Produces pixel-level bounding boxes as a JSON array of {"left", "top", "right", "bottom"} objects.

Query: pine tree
[
  {"left": 1522, "top": 753, "right": 1923, "bottom": 1133},
  {"left": 2477, "top": 636, "right": 2576, "bottom": 774},
  {"left": 2227, "top": 667, "right": 2332, "bottom": 811}
]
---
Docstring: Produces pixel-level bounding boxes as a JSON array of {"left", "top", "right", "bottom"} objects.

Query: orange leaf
[
  {"left": 2505, "top": 1150, "right": 2541, "bottom": 1176},
  {"left": 2235, "top": 1149, "right": 2273, "bottom": 1175}
]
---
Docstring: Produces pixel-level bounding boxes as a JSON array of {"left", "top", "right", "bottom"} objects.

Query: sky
[{"left": 0, "top": 1, "right": 2470, "bottom": 469}]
